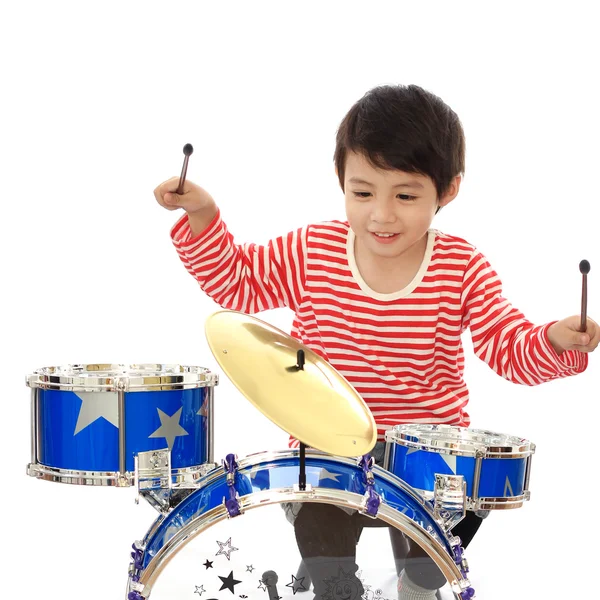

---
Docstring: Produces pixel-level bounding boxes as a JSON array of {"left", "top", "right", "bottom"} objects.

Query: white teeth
[{"left": 374, "top": 233, "right": 396, "bottom": 237}]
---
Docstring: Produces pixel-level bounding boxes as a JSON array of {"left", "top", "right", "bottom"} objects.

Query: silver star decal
[
  {"left": 197, "top": 399, "right": 209, "bottom": 418},
  {"left": 194, "top": 585, "right": 205, "bottom": 596},
  {"left": 245, "top": 466, "right": 265, "bottom": 480},
  {"left": 149, "top": 407, "right": 189, "bottom": 450},
  {"left": 406, "top": 447, "right": 456, "bottom": 473},
  {"left": 215, "top": 537, "right": 238, "bottom": 560},
  {"left": 319, "top": 468, "right": 341, "bottom": 482},
  {"left": 73, "top": 391, "right": 119, "bottom": 435},
  {"left": 440, "top": 453, "right": 457, "bottom": 474}
]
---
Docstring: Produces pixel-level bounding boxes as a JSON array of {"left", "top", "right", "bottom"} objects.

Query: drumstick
[
  {"left": 176, "top": 143, "right": 194, "bottom": 194},
  {"left": 579, "top": 260, "right": 590, "bottom": 333}
]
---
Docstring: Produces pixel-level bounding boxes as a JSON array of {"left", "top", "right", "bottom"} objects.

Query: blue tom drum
[
  {"left": 26, "top": 363, "right": 217, "bottom": 486},
  {"left": 384, "top": 424, "right": 535, "bottom": 511}
]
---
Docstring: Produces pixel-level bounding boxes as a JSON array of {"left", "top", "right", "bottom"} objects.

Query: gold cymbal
[{"left": 205, "top": 310, "right": 376, "bottom": 457}]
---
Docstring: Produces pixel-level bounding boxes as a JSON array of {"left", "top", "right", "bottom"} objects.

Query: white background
[{"left": 1, "top": 1, "right": 598, "bottom": 598}]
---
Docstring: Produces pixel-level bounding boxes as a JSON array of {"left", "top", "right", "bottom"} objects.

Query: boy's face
[{"left": 343, "top": 152, "right": 460, "bottom": 264}]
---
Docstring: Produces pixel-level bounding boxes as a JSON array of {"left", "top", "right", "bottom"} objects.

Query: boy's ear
[{"left": 439, "top": 175, "right": 462, "bottom": 208}]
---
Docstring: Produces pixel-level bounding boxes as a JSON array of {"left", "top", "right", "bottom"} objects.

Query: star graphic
[
  {"left": 197, "top": 399, "right": 209, "bottom": 418},
  {"left": 203, "top": 559, "right": 213, "bottom": 569},
  {"left": 319, "top": 468, "right": 341, "bottom": 482},
  {"left": 258, "top": 579, "right": 268, "bottom": 591},
  {"left": 215, "top": 537, "right": 239, "bottom": 561},
  {"left": 149, "top": 407, "right": 189, "bottom": 450},
  {"left": 194, "top": 585, "right": 205, "bottom": 596},
  {"left": 246, "top": 564, "right": 255, "bottom": 573},
  {"left": 405, "top": 446, "right": 457, "bottom": 473},
  {"left": 73, "top": 391, "right": 119, "bottom": 435},
  {"left": 218, "top": 571, "right": 241, "bottom": 594},
  {"left": 440, "top": 453, "right": 457, "bottom": 474},
  {"left": 245, "top": 466, "right": 264, "bottom": 480},
  {"left": 286, "top": 574, "right": 307, "bottom": 595}
]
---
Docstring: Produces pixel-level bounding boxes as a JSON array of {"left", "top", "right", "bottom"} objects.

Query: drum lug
[
  {"left": 358, "top": 454, "right": 380, "bottom": 518},
  {"left": 223, "top": 453, "right": 243, "bottom": 518},
  {"left": 433, "top": 473, "right": 466, "bottom": 531},
  {"left": 135, "top": 449, "right": 172, "bottom": 513},
  {"left": 127, "top": 541, "right": 147, "bottom": 599},
  {"left": 452, "top": 543, "right": 476, "bottom": 599}
]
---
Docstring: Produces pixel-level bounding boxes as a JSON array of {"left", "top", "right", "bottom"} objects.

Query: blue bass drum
[
  {"left": 26, "top": 364, "right": 217, "bottom": 486},
  {"left": 126, "top": 451, "right": 475, "bottom": 599},
  {"left": 385, "top": 425, "right": 535, "bottom": 511}
]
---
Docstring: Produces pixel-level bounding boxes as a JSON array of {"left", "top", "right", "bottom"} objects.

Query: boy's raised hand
[
  {"left": 154, "top": 177, "right": 215, "bottom": 214},
  {"left": 547, "top": 316, "right": 599, "bottom": 355}
]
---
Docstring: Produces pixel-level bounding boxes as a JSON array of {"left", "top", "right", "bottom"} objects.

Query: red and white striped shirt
[{"left": 172, "top": 212, "right": 587, "bottom": 444}]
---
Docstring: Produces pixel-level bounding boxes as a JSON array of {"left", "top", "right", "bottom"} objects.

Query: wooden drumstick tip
[{"left": 579, "top": 260, "right": 590, "bottom": 275}]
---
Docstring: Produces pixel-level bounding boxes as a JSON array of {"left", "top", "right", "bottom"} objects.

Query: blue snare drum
[
  {"left": 26, "top": 364, "right": 217, "bottom": 486},
  {"left": 384, "top": 424, "right": 535, "bottom": 511},
  {"left": 126, "top": 451, "right": 475, "bottom": 599}
]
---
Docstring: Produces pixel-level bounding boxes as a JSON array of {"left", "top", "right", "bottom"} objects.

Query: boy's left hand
[{"left": 547, "top": 316, "right": 599, "bottom": 355}]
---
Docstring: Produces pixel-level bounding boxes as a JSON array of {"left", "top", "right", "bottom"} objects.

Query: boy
[{"left": 154, "top": 84, "right": 597, "bottom": 599}]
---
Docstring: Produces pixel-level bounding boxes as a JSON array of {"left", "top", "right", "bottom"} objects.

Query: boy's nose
[{"left": 371, "top": 199, "right": 397, "bottom": 223}]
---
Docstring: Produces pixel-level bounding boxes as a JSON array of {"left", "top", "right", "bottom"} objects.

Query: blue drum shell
[
  {"left": 387, "top": 442, "right": 528, "bottom": 499},
  {"left": 37, "top": 387, "right": 210, "bottom": 472}
]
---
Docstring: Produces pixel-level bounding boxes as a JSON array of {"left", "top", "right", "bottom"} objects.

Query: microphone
[
  {"left": 176, "top": 143, "right": 194, "bottom": 194},
  {"left": 579, "top": 260, "right": 590, "bottom": 333},
  {"left": 261, "top": 570, "right": 279, "bottom": 600}
]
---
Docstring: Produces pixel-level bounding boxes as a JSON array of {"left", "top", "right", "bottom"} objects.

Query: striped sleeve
[
  {"left": 461, "top": 251, "right": 587, "bottom": 384},
  {"left": 170, "top": 210, "right": 307, "bottom": 313}
]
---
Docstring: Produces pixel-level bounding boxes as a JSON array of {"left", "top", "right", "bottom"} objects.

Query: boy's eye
[{"left": 352, "top": 191, "right": 417, "bottom": 201}]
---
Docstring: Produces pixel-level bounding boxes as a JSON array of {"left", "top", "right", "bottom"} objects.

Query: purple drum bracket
[
  {"left": 453, "top": 542, "right": 475, "bottom": 599},
  {"left": 359, "top": 454, "right": 380, "bottom": 517},
  {"left": 223, "top": 453, "right": 242, "bottom": 518}
]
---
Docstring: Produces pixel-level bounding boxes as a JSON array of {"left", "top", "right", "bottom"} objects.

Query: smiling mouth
[{"left": 370, "top": 232, "right": 400, "bottom": 240}]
